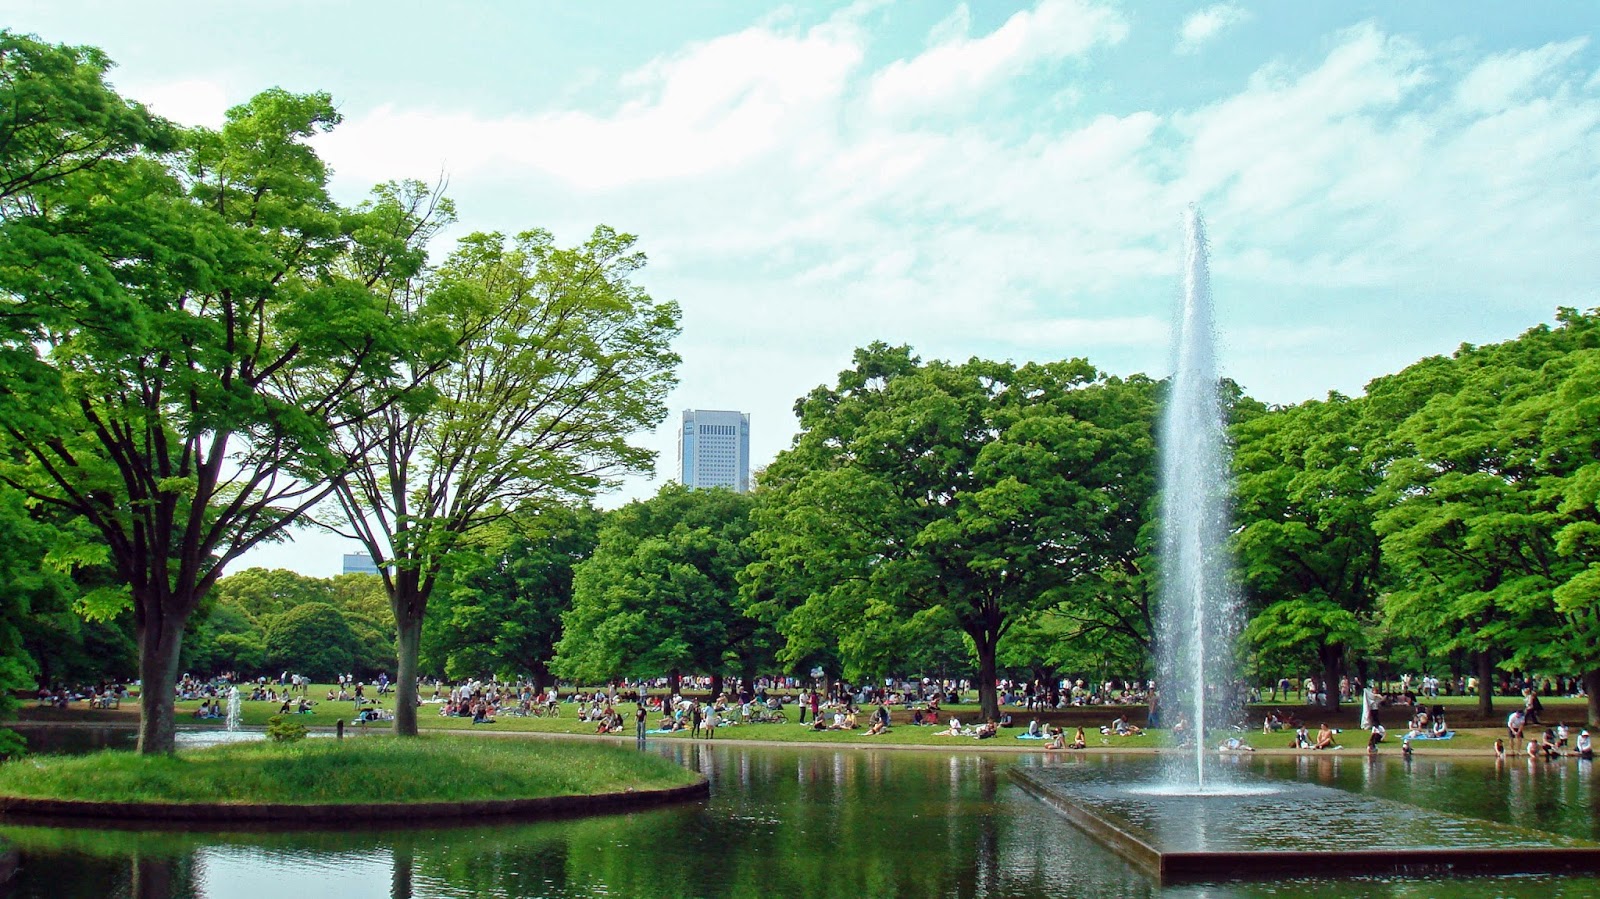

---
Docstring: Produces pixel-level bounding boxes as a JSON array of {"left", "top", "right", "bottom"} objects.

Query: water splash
[
  {"left": 226, "top": 686, "right": 242, "bottom": 732},
  {"left": 1155, "top": 207, "right": 1242, "bottom": 791}
]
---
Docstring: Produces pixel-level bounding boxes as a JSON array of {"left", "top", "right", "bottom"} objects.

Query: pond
[{"left": 3, "top": 728, "right": 1599, "bottom": 897}]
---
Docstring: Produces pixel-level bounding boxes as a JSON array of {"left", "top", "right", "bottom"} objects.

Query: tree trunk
[
  {"left": 1319, "top": 643, "right": 1343, "bottom": 712},
  {"left": 1476, "top": 650, "right": 1496, "bottom": 718},
  {"left": 975, "top": 629, "right": 1001, "bottom": 722},
  {"left": 393, "top": 617, "right": 422, "bottom": 737},
  {"left": 131, "top": 854, "right": 178, "bottom": 899},
  {"left": 391, "top": 841, "right": 415, "bottom": 899},
  {"left": 135, "top": 608, "right": 187, "bottom": 755},
  {"left": 668, "top": 670, "right": 681, "bottom": 698},
  {"left": 1584, "top": 669, "right": 1600, "bottom": 728},
  {"left": 529, "top": 661, "right": 550, "bottom": 696},
  {"left": 709, "top": 673, "right": 724, "bottom": 700}
]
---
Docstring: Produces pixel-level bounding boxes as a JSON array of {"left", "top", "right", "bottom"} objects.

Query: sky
[{"left": 6, "top": 1, "right": 1600, "bottom": 576}]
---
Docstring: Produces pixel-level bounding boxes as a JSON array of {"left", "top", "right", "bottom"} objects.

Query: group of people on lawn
[{"left": 1502, "top": 710, "right": 1593, "bottom": 760}]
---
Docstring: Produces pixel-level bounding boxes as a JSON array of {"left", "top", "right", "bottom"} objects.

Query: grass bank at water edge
[{"left": 0, "top": 735, "right": 697, "bottom": 805}]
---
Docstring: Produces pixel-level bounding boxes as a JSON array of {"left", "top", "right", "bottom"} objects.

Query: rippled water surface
[{"left": 3, "top": 729, "right": 1599, "bottom": 898}]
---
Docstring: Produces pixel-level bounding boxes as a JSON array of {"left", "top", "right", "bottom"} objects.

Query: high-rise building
[
  {"left": 342, "top": 552, "right": 380, "bottom": 575},
  {"left": 678, "top": 409, "right": 750, "bottom": 492}
]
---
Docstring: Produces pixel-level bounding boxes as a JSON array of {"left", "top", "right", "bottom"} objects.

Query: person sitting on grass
[
  {"left": 1045, "top": 727, "right": 1065, "bottom": 750},
  {"left": 1070, "top": 726, "right": 1088, "bottom": 750},
  {"left": 865, "top": 717, "right": 889, "bottom": 736},
  {"left": 471, "top": 705, "right": 495, "bottom": 725},
  {"left": 1262, "top": 711, "right": 1283, "bottom": 734},
  {"left": 1313, "top": 723, "right": 1336, "bottom": 750},
  {"left": 1107, "top": 716, "right": 1143, "bottom": 737},
  {"left": 974, "top": 720, "right": 998, "bottom": 739},
  {"left": 1219, "top": 736, "right": 1255, "bottom": 752},
  {"left": 935, "top": 717, "right": 964, "bottom": 736},
  {"left": 1027, "top": 718, "right": 1042, "bottom": 738}
]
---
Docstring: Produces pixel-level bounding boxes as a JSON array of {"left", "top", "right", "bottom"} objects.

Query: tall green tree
[
  {"left": 555, "top": 485, "right": 765, "bottom": 697},
  {"left": 0, "top": 74, "right": 448, "bottom": 752},
  {"left": 1375, "top": 310, "right": 1600, "bottom": 721},
  {"left": 424, "top": 503, "right": 601, "bottom": 686},
  {"left": 745, "top": 344, "right": 1153, "bottom": 720},
  {"left": 1233, "top": 394, "right": 1384, "bottom": 710},
  {"left": 329, "top": 227, "right": 680, "bottom": 736}
]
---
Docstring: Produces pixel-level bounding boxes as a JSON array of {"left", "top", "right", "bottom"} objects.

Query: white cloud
[
  {"left": 315, "top": 17, "right": 865, "bottom": 191},
  {"left": 1454, "top": 38, "right": 1588, "bottom": 113},
  {"left": 127, "top": 78, "right": 232, "bottom": 127},
  {"left": 1177, "top": 3, "right": 1249, "bottom": 54},
  {"left": 867, "top": 0, "right": 1127, "bottom": 116}
]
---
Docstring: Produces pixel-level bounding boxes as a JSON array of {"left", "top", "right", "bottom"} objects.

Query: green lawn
[
  {"left": 0, "top": 734, "right": 698, "bottom": 805},
  {"left": 139, "top": 687, "right": 1586, "bottom": 757}
]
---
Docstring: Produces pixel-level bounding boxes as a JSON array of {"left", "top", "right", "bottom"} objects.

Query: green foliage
[
  {"left": 745, "top": 344, "right": 1158, "bottom": 718},
  {"left": 0, "top": 36, "right": 454, "bottom": 752},
  {"left": 555, "top": 485, "right": 764, "bottom": 684},
  {"left": 265, "top": 715, "right": 308, "bottom": 743},
  {"left": 329, "top": 222, "right": 681, "bottom": 735},
  {"left": 1231, "top": 393, "right": 1385, "bottom": 700},
  {"left": 262, "top": 603, "right": 356, "bottom": 681},
  {"left": 425, "top": 503, "right": 601, "bottom": 682},
  {"left": 1374, "top": 310, "right": 1600, "bottom": 684}
]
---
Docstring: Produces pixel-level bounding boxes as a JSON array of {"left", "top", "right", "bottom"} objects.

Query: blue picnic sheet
[
  {"left": 1405, "top": 730, "right": 1455, "bottom": 740},
  {"left": 1015, "top": 733, "right": 1049, "bottom": 740}
]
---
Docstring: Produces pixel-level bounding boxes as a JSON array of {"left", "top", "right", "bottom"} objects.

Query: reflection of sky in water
[{"left": 197, "top": 846, "right": 395, "bottom": 899}]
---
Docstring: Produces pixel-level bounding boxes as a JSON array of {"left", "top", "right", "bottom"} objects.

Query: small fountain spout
[{"left": 226, "top": 686, "right": 242, "bottom": 732}]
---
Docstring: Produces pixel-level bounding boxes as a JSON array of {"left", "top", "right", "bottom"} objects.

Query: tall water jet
[
  {"left": 226, "top": 686, "right": 242, "bottom": 732},
  {"left": 1155, "top": 207, "right": 1242, "bottom": 791}
]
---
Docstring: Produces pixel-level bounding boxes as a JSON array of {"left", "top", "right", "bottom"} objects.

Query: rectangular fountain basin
[{"left": 1011, "top": 762, "right": 1600, "bottom": 885}]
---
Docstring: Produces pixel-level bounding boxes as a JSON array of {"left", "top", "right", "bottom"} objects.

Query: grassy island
[{"left": 0, "top": 736, "right": 699, "bottom": 807}]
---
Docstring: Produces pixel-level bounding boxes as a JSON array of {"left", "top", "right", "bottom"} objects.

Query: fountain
[
  {"left": 1153, "top": 205, "right": 1243, "bottom": 791},
  {"left": 1009, "top": 208, "right": 1600, "bottom": 884},
  {"left": 225, "top": 686, "right": 242, "bottom": 732}
]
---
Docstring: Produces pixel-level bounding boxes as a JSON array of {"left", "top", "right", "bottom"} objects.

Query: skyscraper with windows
[{"left": 678, "top": 409, "right": 750, "bottom": 492}]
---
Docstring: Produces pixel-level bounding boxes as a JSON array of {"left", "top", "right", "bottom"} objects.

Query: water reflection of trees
[{"left": 0, "top": 748, "right": 1163, "bottom": 898}]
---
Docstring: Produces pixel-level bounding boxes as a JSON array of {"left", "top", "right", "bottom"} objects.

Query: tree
[
  {"left": 555, "top": 485, "right": 763, "bottom": 697},
  {"left": 261, "top": 602, "right": 356, "bottom": 682},
  {"left": 0, "top": 31, "right": 173, "bottom": 207},
  {"left": 329, "top": 227, "right": 680, "bottom": 736},
  {"left": 423, "top": 503, "right": 601, "bottom": 685},
  {"left": 0, "top": 76, "right": 448, "bottom": 752},
  {"left": 1375, "top": 310, "right": 1600, "bottom": 721},
  {"left": 745, "top": 344, "right": 1154, "bottom": 721},
  {"left": 1232, "top": 394, "right": 1384, "bottom": 710}
]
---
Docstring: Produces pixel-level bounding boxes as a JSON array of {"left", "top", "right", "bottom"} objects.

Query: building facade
[
  {"left": 342, "top": 552, "right": 380, "bottom": 575},
  {"left": 678, "top": 409, "right": 751, "bottom": 492}
]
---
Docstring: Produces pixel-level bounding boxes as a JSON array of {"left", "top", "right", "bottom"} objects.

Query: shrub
[{"left": 266, "top": 715, "right": 307, "bottom": 743}]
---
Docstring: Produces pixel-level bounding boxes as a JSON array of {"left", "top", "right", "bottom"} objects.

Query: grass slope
[{"left": 0, "top": 735, "right": 697, "bottom": 805}]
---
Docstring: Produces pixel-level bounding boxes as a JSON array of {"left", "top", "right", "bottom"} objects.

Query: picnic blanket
[
  {"left": 1015, "top": 733, "right": 1049, "bottom": 740},
  {"left": 1406, "top": 730, "right": 1455, "bottom": 740}
]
